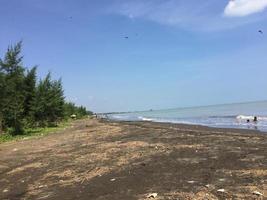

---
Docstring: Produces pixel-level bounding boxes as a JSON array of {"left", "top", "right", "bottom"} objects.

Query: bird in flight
[
  {"left": 258, "top": 30, "right": 263, "bottom": 34},
  {"left": 124, "top": 36, "right": 129, "bottom": 39}
]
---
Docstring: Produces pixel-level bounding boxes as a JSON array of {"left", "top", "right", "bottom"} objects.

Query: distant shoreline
[
  {"left": 104, "top": 100, "right": 267, "bottom": 132},
  {"left": 103, "top": 118, "right": 267, "bottom": 134}
]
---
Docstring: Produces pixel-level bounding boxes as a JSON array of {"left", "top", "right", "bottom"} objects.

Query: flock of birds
[
  {"left": 124, "top": 34, "right": 139, "bottom": 39},
  {"left": 123, "top": 30, "right": 263, "bottom": 39},
  {"left": 67, "top": 16, "right": 264, "bottom": 37}
]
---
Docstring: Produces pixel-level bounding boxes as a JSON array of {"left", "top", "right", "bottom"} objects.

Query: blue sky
[{"left": 1, "top": 0, "right": 267, "bottom": 112}]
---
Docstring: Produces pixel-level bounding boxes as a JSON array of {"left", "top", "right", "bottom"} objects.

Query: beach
[
  {"left": 0, "top": 118, "right": 267, "bottom": 200},
  {"left": 107, "top": 101, "right": 267, "bottom": 132}
]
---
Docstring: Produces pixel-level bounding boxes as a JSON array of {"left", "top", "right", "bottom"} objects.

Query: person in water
[{"left": 253, "top": 116, "right": 258, "bottom": 122}]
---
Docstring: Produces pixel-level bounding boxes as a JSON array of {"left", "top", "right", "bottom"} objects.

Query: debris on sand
[
  {"left": 205, "top": 184, "right": 211, "bottom": 188},
  {"left": 217, "top": 189, "right": 226, "bottom": 193},
  {"left": 187, "top": 180, "right": 196, "bottom": 184},
  {"left": 146, "top": 193, "right": 158, "bottom": 198},
  {"left": 3, "top": 189, "right": 8, "bottom": 193},
  {"left": 110, "top": 178, "right": 116, "bottom": 182},
  {"left": 13, "top": 148, "right": 18, "bottom": 152},
  {"left": 253, "top": 191, "right": 263, "bottom": 196},
  {"left": 205, "top": 184, "right": 215, "bottom": 190}
]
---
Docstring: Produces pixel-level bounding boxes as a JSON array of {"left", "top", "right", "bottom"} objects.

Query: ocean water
[{"left": 107, "top": 101, "right": 267, "bottom": 132}]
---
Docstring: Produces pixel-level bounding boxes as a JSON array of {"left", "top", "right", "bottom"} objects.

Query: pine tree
[
  {"left": 32, "top": 73, "right": 51, "bottom": 126},
  {"left": 54, "top": 79, "right": 65, "bottom": 119},
  {"left": 0, "top": 41, "right": 92, "bottom": 133},
  {"left": 0, "top": 42, "right": 26, "bottom": 135},
  {"left": 23, "top": 66, "right": 37, "bottom": 125},
  {"left": 33, "top": 73, "right": 65, "bottom": 126},
  {"left": 0, "top": 71, "right": 5, "bottom": 133},
  {"left": 63, "top": 102, "right": 89, "bottom": 119},
  {"left": 77, "top": 106, "right": 87, "bottom": 117},
  {"left": 63, "top": 102, "right": 76, "bottom": 118}
]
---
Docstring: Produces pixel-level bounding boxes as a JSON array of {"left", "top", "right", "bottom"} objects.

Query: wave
[
  {"left": 236, "top": 115, "right": 267, "bottom": 121},
  {"left": 209, "top": 115, "right": 236, "bottom": 119},
  {"left": 138, "top": 116, "right": 153, "bottom": 121},
  {"left": 110, "top": 114, "right": 267, "bottom": 122},
  {"left": 236, "top": 115, "right": 254, "bottom": 120},
  {"left": 137, "top": 116, "right": 201, "bottom": 125},
  {"left": 107, "top": 112, "right": 267, "bottom": 131}
]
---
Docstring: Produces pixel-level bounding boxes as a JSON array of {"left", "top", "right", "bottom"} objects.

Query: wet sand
[{"left": 0, "top": 119, "right": 267, "bottom": 200}]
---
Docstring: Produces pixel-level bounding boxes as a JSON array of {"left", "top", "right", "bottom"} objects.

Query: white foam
[
  {"left": 236, "top": 115, "right": 267, "bottom": 121},
  {"left": 236, "top": 115, "right": 254, "bottom": 120},
  {"left": 138, "top": 116, "right": 153, "bottom": 121}
]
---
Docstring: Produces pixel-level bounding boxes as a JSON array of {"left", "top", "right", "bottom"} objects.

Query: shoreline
[{"left": 103, "top": 118, "right": 267, "bottom": 135}]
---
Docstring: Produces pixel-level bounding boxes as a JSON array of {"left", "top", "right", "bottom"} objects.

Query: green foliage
[
  {"left": 32, "top": 73, "right": 65, "bottom": 127},
  {"left": 0, "top": 71, "right": 5, "bottom": 132},
  {"left": 64, "top": 102, "right": 76, "bottom": 118},
  {"left": 0, "top": 41, "right": 92, "bottom": 136},
  {"left": 23, "top": 66, "right": 37, "bottom": 121},
  {"left": 0, "top": 41, "right": 24, "bottom": 74},
  {"left": 64, "top": 102, "right": 89, "bottom": 119},
  {"left": 0, "top": 120, "right": 70, "bottom": 143},
  {"left": 0, "top": 42, "right": 25, "bottom": 135}
]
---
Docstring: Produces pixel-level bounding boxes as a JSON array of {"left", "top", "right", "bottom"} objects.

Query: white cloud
[
  {"left": 109, "top": 0, "right": 267, "bottom": 31},
  {"left": 111, "top": 0, "right": 214, "bottom": 26},
  {"left": 224, "top": 0, "right": 267, "bottom": 17}
]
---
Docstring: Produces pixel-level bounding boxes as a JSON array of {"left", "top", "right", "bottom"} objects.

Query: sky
[{"left": 1, "top": 0, "right": 267, "bottom": 113}]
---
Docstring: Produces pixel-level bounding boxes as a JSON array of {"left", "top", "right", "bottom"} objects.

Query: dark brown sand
[{"left": 0, "top": 119, "right": 267, "bottom": 200}]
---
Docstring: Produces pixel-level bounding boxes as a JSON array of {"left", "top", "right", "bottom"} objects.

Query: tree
[
  {"left": 0, "top": 41, "right": 93, "bottom": 134},
  {"left": 63, "top": 102, "right": 90, "bottom": 119},
  {"left": 0, "top": 71, "right": 5, "bottom": 133},
  {"left": 48, "top": 78, "right": 65, "bottom": 123},
  {"left": 23, "top": 66, "right": 37, "bottom": 124},
  {"left": 0, "top": 42, "right": 26, "bottom": 135},
  {"left": 32, "top": 73, "right": 65, "bottom": 126},
  {"left": 77, "top": 106, "right": 87, "bottom": 117},
  {"left": 63, "top": 102, "right": 76, "bottom": 119}
]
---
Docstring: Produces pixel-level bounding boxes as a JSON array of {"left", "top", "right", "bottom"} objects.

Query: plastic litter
[
  {"left": 253, "top": 191, "right": 263, "bottom": 196},
  {"left": 217, "top": 189, "right": 225, "bottom": 193},
  {"left": 146, "top": 193, "right": 158, "bottom": 198}
]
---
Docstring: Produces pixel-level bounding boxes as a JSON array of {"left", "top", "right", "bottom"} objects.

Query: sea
[{"left": 107, "top": 101, "right": 267, "bottom": 132}]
